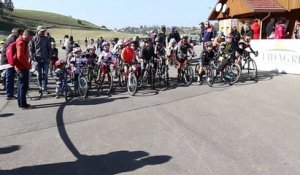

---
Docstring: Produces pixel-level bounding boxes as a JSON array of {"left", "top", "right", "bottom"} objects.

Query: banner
[{"left": 251, "top": 40, "right": 300, "bottom": 74}]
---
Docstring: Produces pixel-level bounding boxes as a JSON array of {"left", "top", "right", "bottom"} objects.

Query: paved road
[{"left": 1, "top": 46, "right": 300, "bottom": 174}]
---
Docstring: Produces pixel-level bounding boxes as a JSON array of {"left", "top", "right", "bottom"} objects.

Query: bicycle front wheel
[
  {"left": 78, "top": 76, "right": 89, "bottom": 98},
  {"left": 64, "top": 84, "right": 74, "bottom": 102},
  {"left": 127, "top": 72, "right": 138, "bottom": 96},
  {"left": 248, "top": 59, "right": 258, "bottom": 81},
  {"left": 100, "top": 72, "right": 113, "bottom": 95},
  {"left": 184, "top": 66, "right": 194, "bottom": 85},
  {"left": 206, "top": 66, "right": 215, "bottom": 87}
]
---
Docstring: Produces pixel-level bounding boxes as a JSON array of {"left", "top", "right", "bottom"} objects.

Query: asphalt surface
[{"left": 1, "top": 46, "right": 300, "bottom": 175}]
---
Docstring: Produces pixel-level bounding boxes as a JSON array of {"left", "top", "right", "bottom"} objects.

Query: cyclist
[
  {"left": 121, "top": 41, "right": 137, "bottom": 77},
  {"left": 157, "top": 26, "right": 167, "bottom": 47},
  {"left": 68, "top": 47, "right": 86, "bottom": 93},
  {"left": 140, "top": 38, "right": 155, "bottom": 77},
  {"left": 167, "top": 38, "right": 177, "bottom": 66},
  {"left": 236, "top": 33, "right": 257, "bottom": 65},
  {"left": 53, "top": 60, "right": 67, "bottom": 99},
  {"left": 197, "top": 41, "right": 214, "bottom": 85},
  {"left": 84, "top": 45, "right": 98, "bottom": 66},
  {"left": 97, "top": 42, "right": 117, "bottom": 78},
  {"left": 174, "top": 36, "right": 195, "bottom": 77}
]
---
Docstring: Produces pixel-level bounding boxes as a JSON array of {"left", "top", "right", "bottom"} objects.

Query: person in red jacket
[
  {"left": 275, "top": 19, "right": 287, "bottom": 39},
  {"left": 251, "top": 19, "right": 261, "bottom": 39},
  {"left": 15, "top": 29, "right": 35, "bottom": 110}
]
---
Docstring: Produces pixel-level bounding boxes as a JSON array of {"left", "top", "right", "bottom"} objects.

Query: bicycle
[
  {"left": 57, "top": 68, "right": 74, "bottom": 102},
  {"left": 156, "top": 56, "right": 169, "bottom": 90},
  {"left": 141, "top": 59, "right": 156, "bottom": 90},
  {"left": 96, "top": 61, "right": 113, "bottom": 96},
  {"left": 177, "top": 55, "right": 194, "bottom": 85},
  {"left": 76, "top": 63, "right": 89, "bottom": 98},
  {"left": 240, "top": 50, "right": 258, "bottom": 81}
]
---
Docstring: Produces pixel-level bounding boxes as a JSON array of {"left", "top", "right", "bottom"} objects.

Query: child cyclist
[
  {"left": 121, "top": 40, "right": 137, "bottom": 77},
  {"left": 68, "top": 47, "right": 87, "bottom": 93},
  {"left": 197, "top": 41, "right": 214, "bottom": 85},
  {"left": 53, "top": 60, "right": 67, "bottom": 99},
  {"left": 97, "top": 42, "right": 117, "bottom": 78}
]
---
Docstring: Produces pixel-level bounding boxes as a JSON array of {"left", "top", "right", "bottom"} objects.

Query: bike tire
[
  {"left": 228, "top": 63, "right": 242, "bottom": 85},
  {"left": 206, "top": 66, "right": 215, "bottom": 87},
  {"left": 127, "top": 72, "right": 138, "bottom": 96},
  {"left": 100, "top": 72, "right": 113, "bottom": 95},
  {"left": 248, "top": 59, "right": 258, "bottom": 81},
  {"left": 64, "top": 84, "right": 74, "bottom": 102},
  {"left": 160, "top": 65, "right": 169, "bottom": 90},
  {"left": 78, "top": 76, "right": 89, "bottom": 98},
  {"left": 184, "top": 66, "right": 194, "bottom": 85}
]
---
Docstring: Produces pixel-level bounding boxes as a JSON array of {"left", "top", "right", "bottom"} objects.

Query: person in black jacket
[{"left": 168, "top": 27, "right": 181, "bottom": 43}]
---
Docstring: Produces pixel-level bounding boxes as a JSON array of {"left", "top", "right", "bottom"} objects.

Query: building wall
[{"left": 276, "top": 0, "right": 300, "bottom": 11}]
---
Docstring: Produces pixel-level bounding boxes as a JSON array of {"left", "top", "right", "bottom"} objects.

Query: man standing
[
  {"left": 168, "top": 27, "right": 181, "bottom": 44},
  {"left": 157, "top": 26, "right": 167, "bottom": 47},
  {"left": 30, "top": 26, "right": 52, "bottom": 93},
  {"left": 15, "top": 29, "right": 35, "bottom": 109},
  {"left": 203, "top": 21, "right": 216, "bottom": 44},
  {"left": 199, "top": 22, "right": 205, "bottom": 43},
  {"left": 0, "top": 28, "right": 23, "bottom": 100}
]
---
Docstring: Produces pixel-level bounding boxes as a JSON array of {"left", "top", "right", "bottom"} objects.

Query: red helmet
[{"left": 55, "top": 60, "right": 62, "bottom": 67}]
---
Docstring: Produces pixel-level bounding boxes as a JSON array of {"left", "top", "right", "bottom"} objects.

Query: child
[
  {"left": 50, "top": 42, "right": 58, "bottom": 77},
  {"left": 98, "top": 42, "right": 117, "bottom": 78},
  {"left": 197, "top": 41, "right": 214, "bottom": 85},
  {"left": 68, "top": 47, "right": 86, "bottom": 93},
  {"left": 53, "top": 60, "right": 66, "bottom": 99}
]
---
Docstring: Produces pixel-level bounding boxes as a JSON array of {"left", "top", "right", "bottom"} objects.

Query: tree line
[{"left": 0, "top": 0, "right": 14, "bottom": 17}]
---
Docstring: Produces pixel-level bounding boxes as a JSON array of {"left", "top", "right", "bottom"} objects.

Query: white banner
[{"left": 251, "top": 39, "right": 300, "bottom": 74}]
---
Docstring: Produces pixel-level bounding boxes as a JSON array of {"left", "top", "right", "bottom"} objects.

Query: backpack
[{"left": 6, "top": 41, "right": 21, "bottom": 67}]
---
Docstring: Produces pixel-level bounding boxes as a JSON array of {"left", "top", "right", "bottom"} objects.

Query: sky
[{"left": 13, "top": 0, "right": 217, "bottom": 29}]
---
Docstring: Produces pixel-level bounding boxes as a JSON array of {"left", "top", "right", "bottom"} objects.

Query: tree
[
  {"left": 0, "top": 1, "right": 4, "bottom": 17},
  {"left": 4, "top": 0, "right": 14, "bottom": 13}
]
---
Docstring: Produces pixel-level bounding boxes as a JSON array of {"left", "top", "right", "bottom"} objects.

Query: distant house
[{"left": 100, "top": 25, "right": 109, "bottom": 31}]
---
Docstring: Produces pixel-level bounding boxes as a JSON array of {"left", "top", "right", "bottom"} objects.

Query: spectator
[
  {"left": 294, "top": 22, "right": 300, "bottom": 39},
  {"left": 1, "top": 28, "right": 24, "bottom": 100},
  {"left": 230, "top": 26, "right": 241, "bottom": 53},
  {"left": 15, "top": 29, "right": 35, "bottom": 109},
  {"left": 168, "top": 27, "right": 181, "bottom": 44},
  {"left": 97, "top": 36, "right": 104, "bottom": 52},
  {"left": 66, "top": 36, "right": 74, "bottom": 55},
  {"left": 241, "top": 23, "right": 253, "bottom": 38},
  {"left": 157, "top": 26, "right": 167, "bottom": 47},
  {"left": 150, "top": 29, "right": 158, "bottom": 44},
  {"left": 275, "top": 19, "right": 287, "bottom": 39},
  {"left": 30, "top": 25, "right": 52, "bottom": 93},
  {"left": 199, "top": 22, "right": 205, "bottom": 43},
  {"left": 203, "top": 21, "right": 216, "bottom": 44},
  {"left": 251, "top": 19, "right": 261, "bottom": 39},
  {"left": 266, "top": 18, "right": 276, "bottom": 39}
]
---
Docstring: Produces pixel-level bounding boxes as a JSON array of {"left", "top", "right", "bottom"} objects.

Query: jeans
[
  {"left": 17, "top": 70, "right": 29, "bottom": 108},
  {"left": 37, "top": 60, "right": 49, "bottom": 90},
  {"left": 6, "top": 67, "right": 16, "bottom": 97}
]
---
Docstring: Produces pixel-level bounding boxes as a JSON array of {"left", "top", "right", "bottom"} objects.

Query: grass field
[{"left": 50, "top": 28, "right": 146, "bottom": 43}]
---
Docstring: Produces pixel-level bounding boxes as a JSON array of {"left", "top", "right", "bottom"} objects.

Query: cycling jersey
[
  {"left": 141, "top": 45, "right": 155, "bottom": 61},
  {"left": 122, "top": 48, "right": 135, "bottom": 63},
  {"left": 175, "top": 42, "right": 193, "bottom": 60},
  {"left": 199, "top": 50, "right": 214, "bottom": 66},
  {"left": 99, "top": 51, "right": 116, "bottom": 64}
]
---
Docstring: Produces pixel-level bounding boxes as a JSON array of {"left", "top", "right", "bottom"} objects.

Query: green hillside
[{"left": 0, "top": 9, "right": 100, "bottom": 33}]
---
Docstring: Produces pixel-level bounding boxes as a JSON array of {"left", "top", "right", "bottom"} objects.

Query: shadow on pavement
[
  {"left": 0, "top": 150, "right": 171, "bottom": 175},
  {"left": 0, "top": 145, "right": 21, "bottom": 154},
  {"left": 0, "top": 113, "right": 14, "bottom": 118}
]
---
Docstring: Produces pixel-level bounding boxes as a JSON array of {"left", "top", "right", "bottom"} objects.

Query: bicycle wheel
[
  {"left": 127, "top": 72, "right": 138, "bottom": 96},
  {"left": 99, "top": 72, "right": 113, "bottom": 95},
  {"left": 160, "top": 65, "right": 169, "bottom": 90},
  {"left": 78, "top": 76, "right": 89, "bottom": 98},
  {"left": 184, "top": 66, "right": 194, "bottom": 85},
  {"left": 87, "top": 69, "right": 93, "bottom": 89},
  {"left": 194, "top": 64, "right": 200, "bottom": 78},
  {"left": 225, "top": 63, "right": 241, "bottom": 85},
  {"left": 206, "top": 66, "right": 215, "bottom": 87},
  {"left": 248, "top": 59, "right": 258, "bottom": 81},
  {"left": 64, "top": 84, "right": 74, "bottom": 102},
  {"left": 118, "top": 68, "right": 126, "bottom": 87},
  {"left": 150, "top": 67, "right": 156, "bottom": 90}
]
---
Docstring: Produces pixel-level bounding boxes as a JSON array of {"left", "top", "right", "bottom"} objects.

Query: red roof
[{"left": 246, "top": 0, "right": 285, "bottom": 11}]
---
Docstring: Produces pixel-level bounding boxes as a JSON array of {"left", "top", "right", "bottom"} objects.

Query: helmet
[
  {"left": 161, "top": 25, "right": 166, "bottom": 30},
  {"left": 102, "top": 42, "right": 110, "bottom": 47},
  {"left": 72, "top": 47, "right": 82, "bottom": 53},
  {"left": 87, "top": 45, "right": 96, "bottom": 50},
  {"left": 171, "top": 26, "right": 176, "bottom": 31},
  {"left": 144, "top": 37, "right": 151, "bottom": 43},
  {"left": 55, "top": 60, "right": 62, "bottom": 67}
]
